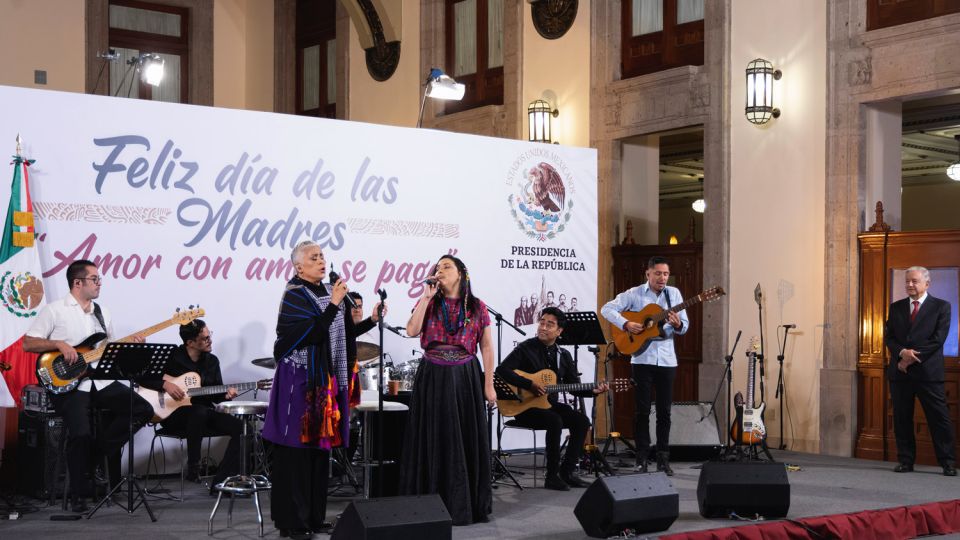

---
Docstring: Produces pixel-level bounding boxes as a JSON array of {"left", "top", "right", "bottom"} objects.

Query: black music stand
[
  {"left": 86, "top": 342, "right": 174, "bottom": 522},
  {"left": 558, "top": 312, "right": 610, "bottom": 475},
  {"left": 486, "top": 304, "right": 525, "bottom": 490}
]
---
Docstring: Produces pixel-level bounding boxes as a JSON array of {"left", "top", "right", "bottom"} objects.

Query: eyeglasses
[
  {"left": 197, "top": 332, "right": 213, "bottom": 343},
  {"left": 80, "top": 276, "right": 103, "bottom": 285}
]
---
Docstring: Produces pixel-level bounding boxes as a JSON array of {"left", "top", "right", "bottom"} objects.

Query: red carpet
[{"left": 661, "top": 499, "right": 960, "bottom": 540}]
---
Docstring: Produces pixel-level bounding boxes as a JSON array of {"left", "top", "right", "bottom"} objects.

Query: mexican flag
[{"left": 0, "top": 147, "right": 44, "bottom": 408}]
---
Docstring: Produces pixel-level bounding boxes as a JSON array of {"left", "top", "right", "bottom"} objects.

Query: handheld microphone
[
  {"left": 421, "top": 277, "right": 438, "bottom": 286},
  {"left": 782, "top": 324, "right": 797, "bottom": 329},
  {"left": 328, "top": 270, "right": 358, "bottom": 309}
]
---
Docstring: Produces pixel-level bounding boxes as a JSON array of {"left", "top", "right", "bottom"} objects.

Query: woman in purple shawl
[{"left": 261, "top": 240, "right": 382, "bottom": 539}]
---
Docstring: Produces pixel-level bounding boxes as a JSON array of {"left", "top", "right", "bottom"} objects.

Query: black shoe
[
  {"left": 314, "top": 521, "right": 334, "bottom": 533},
  {"left": 656, "top": 451, "right": 674, "bottom": 476},
  {"left": 944, "top": 464, "right": 957, "bottom": 477},
  {"left": 544, "top": 474, "right": 570, "bottom": 491},
  {"left": 559, "top": 471, "right": 590, "bottom": 488},
  {"left": 279, "top": 529, "right": 313, "bottom": 540},
  {"left": 893, "top": 463, "right": 914, "bottom": 473},
  {"left": 635, "top": 460, "right": 649, "bottom": 473}
]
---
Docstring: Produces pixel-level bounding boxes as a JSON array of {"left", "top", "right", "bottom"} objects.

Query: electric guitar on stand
[
  {"left": 610, "top": 286, "right": 725, "bottom": 356},
  {"left": 731, "top": 337, "right": 766, "bottom": 445}
]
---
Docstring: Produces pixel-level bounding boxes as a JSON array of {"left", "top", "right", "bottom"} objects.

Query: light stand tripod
[
  {"left": 87, "top": 342, "right": 173, "bottom": 522},
  {"left": 774, "top": 325, "right": 795, "bottom": 450},
  {"left": 596, "top": 345, "right": 638, "bottom": 468},
  {"left": 486, "top": 304, "right": 525, "bottom": 490}
]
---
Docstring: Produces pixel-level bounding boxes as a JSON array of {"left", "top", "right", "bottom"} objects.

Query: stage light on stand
[
  {"left": 140, "top": 54, "right": 165, "bottom": 87},
  {"left": 417, "top": 68, "right": 465, "bottom": 128},
  {"left": 528, "top": 99, "right": 559, "bottom": 143}
]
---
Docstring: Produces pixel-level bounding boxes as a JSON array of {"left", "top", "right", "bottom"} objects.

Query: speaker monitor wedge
[
  {"left": 574, "top": 473, "right": 679, "bottom": 538},
  {"left": 696, "top": 461, "right": 791, "bottom": 518},
  {"left": 330, "top": 494, "right": 452, "bottom": 540}
]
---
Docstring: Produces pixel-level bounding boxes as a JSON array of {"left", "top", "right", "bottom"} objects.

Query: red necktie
[{"left": 910, "top": 300, "right": 919, "bottom": 323}]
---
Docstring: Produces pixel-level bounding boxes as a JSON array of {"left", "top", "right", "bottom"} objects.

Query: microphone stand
[
  {"left": 775, "top": 326, "right": 793, "bottom": 450},
  {"left": 486, "top": 304, "right": 525, "bottom": 489},
  {"left": 375, "top": 288, "right": 387, "bottom": 496}
]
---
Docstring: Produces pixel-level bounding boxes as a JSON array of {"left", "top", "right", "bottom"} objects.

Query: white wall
[{"left": 729, "top": 0, "right": 826, "bottom": 452}]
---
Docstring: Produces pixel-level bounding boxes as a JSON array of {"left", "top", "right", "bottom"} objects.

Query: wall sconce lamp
[
  {"left": 528, "top": 99, "right": 559, "bottom": 143},
  {"left": 417, "top": 68, "right": 465, "bottom": 128},
  {"left": 745, "top": 58, "right": 781, "bottom": 125},
  {"left": 947, "top": 135, "right": 960, "bottom": 181}
]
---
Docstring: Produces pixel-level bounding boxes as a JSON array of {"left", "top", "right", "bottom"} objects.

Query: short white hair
[
  {"left": 906, "top": 266, "right": 931, "bottom": 283},
  {"left": 290, "top": 240, "right": 318, "bottom": 265}
]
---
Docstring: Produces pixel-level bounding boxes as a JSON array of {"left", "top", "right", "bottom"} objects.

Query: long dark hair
[{"left": 427, "top": 254, "right": 483, "bottom": 322}]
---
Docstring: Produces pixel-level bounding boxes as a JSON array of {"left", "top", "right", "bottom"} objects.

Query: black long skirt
[{"left": 398, "top": 357, "right": 492, "bottom": 525}]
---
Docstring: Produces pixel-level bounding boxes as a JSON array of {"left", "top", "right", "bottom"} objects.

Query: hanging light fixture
[
  {"left": 947, "top": 135, "right": 960, "bottom": 181},
  {"left": 528, "top": 99, "right": 559, "bottom": 143},
  {"left": 692, "top": 199, "right": 706, "bottom": 213},
  {"left": 745, "top": 58, "right": 781, "bottom": 125}
]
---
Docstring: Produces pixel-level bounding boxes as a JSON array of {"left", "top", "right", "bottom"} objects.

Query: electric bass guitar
[
  {"left": 136, "top": 372, "right": 273, "bottom": 422},
  {"left": 731, "top": 337, "right": 766, "bottom": 445},
  {"left": 493, "top": 369, "right": 631, "bottom": 417},
  {"left": 35, "top": 307, "right": 205, "bottom": 394},
  {"left": 610, "top": 286, "right": 725, "bottom": 356}
]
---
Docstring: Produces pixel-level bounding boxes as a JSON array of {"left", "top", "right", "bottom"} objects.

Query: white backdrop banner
[{"left": 0, "top": 85, "right": 598, "bottom": 453}]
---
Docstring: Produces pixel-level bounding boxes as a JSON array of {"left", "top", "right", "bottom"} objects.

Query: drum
[
  {"left": 215, "top": 401, "right": 269, "bottom": 416},
  {"left": 359, "top": 365, "right": 380, "bottom": 391},
  {"left": 398, "top": 359, "right": 421, "bottom": 391}
]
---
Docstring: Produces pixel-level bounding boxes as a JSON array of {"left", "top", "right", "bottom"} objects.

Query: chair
[
  {"left": 499, "top": 420, "right": 553, "bottom": 487},
  {"left": 144, "top": 423, "right": 213, "bottom": 501}
]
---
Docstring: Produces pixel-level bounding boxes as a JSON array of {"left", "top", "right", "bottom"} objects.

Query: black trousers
[
  {"left": 270, "top": 445, "right": 330, "bottom": 531},
  {"left": 511, "top": 402, "right": 590, "bottom": 475},
  {"left": 890, "top": 378, "right": 957, "bottom": 466},
  {"left": 160, "top": 405, "right": 243, "bottom": 482},
  {"left": 49, "top": 382, "right": 154, "bottom": 497},
  {"left": 632, "top": 364, "right": 676, "bottom": 455}
]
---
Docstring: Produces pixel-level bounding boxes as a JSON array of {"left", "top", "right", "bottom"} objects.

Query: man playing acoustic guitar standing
[
  {"left": 601, "top": 256, "right": 688, "bottom": 475},
  {"left": 495, "top": 307, "right": 608, "bottom": 490}
]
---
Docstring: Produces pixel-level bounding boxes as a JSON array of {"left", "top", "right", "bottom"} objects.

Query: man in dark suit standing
[{"left": 885, "top": 266, "right": 957, "bottom": 476}]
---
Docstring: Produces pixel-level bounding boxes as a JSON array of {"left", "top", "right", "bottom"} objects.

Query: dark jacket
[
  {"left": 495, "top": 337, "right": 593, "bottom": 404},
  {"left": 884, "top": 294, "right": 951, "bottom": 382}
]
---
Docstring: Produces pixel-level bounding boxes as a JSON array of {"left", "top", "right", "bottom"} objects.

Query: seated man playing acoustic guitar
[
  {"left": 139, "top": 319, "right": 242, "bottom": 492},
  {"left": 495, "top": 307, "right": 608, "bottom": 490}
]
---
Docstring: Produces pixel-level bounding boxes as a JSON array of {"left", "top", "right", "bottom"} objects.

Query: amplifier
[
  {"left": 21, "top": 384, "right": 54, "bottom": 413},
  {"left": 17, "top": 411, "right": 65, "bottom": 500}
]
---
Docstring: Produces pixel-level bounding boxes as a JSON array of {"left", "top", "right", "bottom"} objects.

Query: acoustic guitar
[
  {"left": 494, "top": 368, "right": 631, "bottom": 417},
  {"left": 35, "top": 307, "right": 205, "bottom": 394},
  {"left": 609, "top": 286, "right": 725, "bottom": 356},
  {"left": 731, "top": 337, "right": 766, "bottom": 445},
  {"left": 136, "top": 372, "right": 273, "bottom": 422}
]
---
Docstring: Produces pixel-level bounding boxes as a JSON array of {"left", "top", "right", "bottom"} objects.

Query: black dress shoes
[
  {"left": 70, "top": 497, "right": 89, "bottom": 513},
  {"left": 544, "top": 473, "right": 570, "bottom": 491},
  {"left": 893, "top": 463, "right": 914, "bottom": 473},
  {"left": 943, "top": 464, "right": 957, "bottom": 477},
  {"left": 559, "top": 471, "right": 590, "bottom": 488},
  {"left": 278, "top": 529, "right": 313, "bottom": 540}
]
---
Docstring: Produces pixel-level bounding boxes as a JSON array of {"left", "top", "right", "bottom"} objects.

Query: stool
[
  {"left": 355, "top": 400, "right": 408, "bottom": 498},
  {"left": 208, "top": 401, "right": 270, "bottom": 537},
  {"left": 144, "top": 423, "right": 213, "bottom": 501}
]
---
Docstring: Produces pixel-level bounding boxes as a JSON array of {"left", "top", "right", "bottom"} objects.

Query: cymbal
[
  {"left": 251, "top": 357, "right": 276, "bottom": 369},
  {"left": 356, "top": 341, "right": 381, "bottom": 362}
]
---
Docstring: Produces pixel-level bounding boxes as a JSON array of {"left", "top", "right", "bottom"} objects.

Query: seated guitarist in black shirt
[
  {"left": 495, "top": 307, "right": 608, "bottom": 490},
  {"left": 140, "top": 319, "right": 242, "bottom": 490}
]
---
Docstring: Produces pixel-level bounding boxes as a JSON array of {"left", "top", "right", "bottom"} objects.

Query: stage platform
[{"left": 2, "top": 449, "right": 959, "bottom": 539}]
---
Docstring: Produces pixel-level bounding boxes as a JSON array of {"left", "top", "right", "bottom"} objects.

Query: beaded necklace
[{"left": 440, "top": 296, "right": 466, "bottom": 335}]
